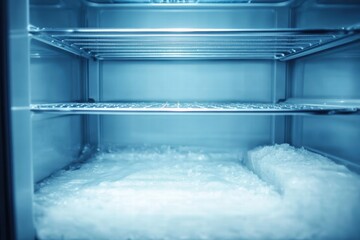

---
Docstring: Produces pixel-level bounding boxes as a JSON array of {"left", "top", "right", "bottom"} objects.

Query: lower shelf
[{"left": 30, "top": 102, "right": 359, "bottom": 115}]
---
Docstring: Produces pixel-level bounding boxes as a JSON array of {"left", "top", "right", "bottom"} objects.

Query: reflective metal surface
[
  {"left": 30, "top": 102, "right": 358, "bottom": 115},
  {"left": 29, "top": 26, "right": 360, "bottom": 60}
]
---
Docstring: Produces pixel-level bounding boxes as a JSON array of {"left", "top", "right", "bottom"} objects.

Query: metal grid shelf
[
  {"left": 30, "top": 102, "right": 359, "bottom": 115},
  {"left": 29, "top": 26, "right": 360, "bottom": 61},
  {"left": 84, "top": 0, "right": 292, "bottom": 5}
]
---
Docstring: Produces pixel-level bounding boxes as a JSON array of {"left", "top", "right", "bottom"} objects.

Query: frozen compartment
[{"left": 2, "top": 0, "right": 360, "bottom": 239}]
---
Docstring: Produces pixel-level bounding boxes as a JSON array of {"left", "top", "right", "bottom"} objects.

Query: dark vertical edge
[{"left": 0, "top": 0, "right": 15, "bottom": 240}]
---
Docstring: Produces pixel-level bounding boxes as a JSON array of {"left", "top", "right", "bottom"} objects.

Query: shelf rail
[{"left": 29, "top": 26, "right": 360, "bottom": 61}]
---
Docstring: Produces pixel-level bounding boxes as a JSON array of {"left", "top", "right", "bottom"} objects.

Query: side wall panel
[{"left": 290, "top": 1, "right": 360, "bottom": 168}]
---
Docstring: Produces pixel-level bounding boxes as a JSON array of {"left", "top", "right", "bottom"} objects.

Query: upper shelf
[{"left": 29, "top": 26, "right": 360, "bottom": 61}]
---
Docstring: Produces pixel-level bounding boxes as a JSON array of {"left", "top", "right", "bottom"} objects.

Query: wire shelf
[
  {"left": 30, "top": 102, "right": 359, "bottom": 115},
  {"left": 84, "top": 0, "right": 293, "bottom": 5},
  {"left": 29, "top": 26, "right": 360, "bottom": 61}
]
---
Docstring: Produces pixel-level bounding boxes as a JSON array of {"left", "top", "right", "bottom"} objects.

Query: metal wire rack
[
  {"left": 30, "top": 102, "right": 359, "bottom": 115},
  {"left": 84, "top": 0, "right": 294, "bottom": 5},
  {"left": 29, "top": 26, "right": 360, "bottom": 61}
]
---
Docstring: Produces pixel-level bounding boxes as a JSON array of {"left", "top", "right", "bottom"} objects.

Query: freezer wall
[
  {"left": 30, "top": 1, "right": 86, "bottom": 183},
  {"left": 86, "top": 4, "right": 290, "bottom": 148},
  {"left": 8, "top": 0, "right": 34, "bottom": 239},
  {"left": 290, "top": 1, "right": 360, "bottom": 168}
]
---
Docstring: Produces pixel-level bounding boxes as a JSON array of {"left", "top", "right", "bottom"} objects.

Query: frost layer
[
  {"left": 246, "top": 144, "right": 360, "bottom": 239},
  {"left": 34, "top": 145, "right": 360, "bottom": 239}
]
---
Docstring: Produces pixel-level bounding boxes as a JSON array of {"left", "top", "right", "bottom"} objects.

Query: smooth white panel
[
  {"left": 293, "top": 115, "right": 360, "bottom": 167},
  {"left": 98, "top": 8, "right": 277, "bottom": 28},
  {"left": 100, "top": 61, "right": 274, "bottom": 102},
  {"left": 32, "top": 115, "right": 83, "bottom": 182},
  {"left": 101, "top": 115, "right": 273, "bottom": 149}
]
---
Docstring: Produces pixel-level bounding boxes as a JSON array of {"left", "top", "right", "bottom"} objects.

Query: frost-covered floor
[{"left": 34, "top": 144, "right": 360, "bottom": 240}]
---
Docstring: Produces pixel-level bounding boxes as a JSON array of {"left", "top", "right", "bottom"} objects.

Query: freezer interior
[{"left": 6, "top": 0, "right": 360, "bottom": 239}]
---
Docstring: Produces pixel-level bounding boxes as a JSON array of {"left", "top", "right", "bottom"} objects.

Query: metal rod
[
  {"left": 30, "top": 34, "right": 93, "bottom": 59},
  {"left": 279, "top": 33, "right": 360, "bottom": 61},
  {"left": 29, "top": 27, "right": 349, "bottom": 34}
]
